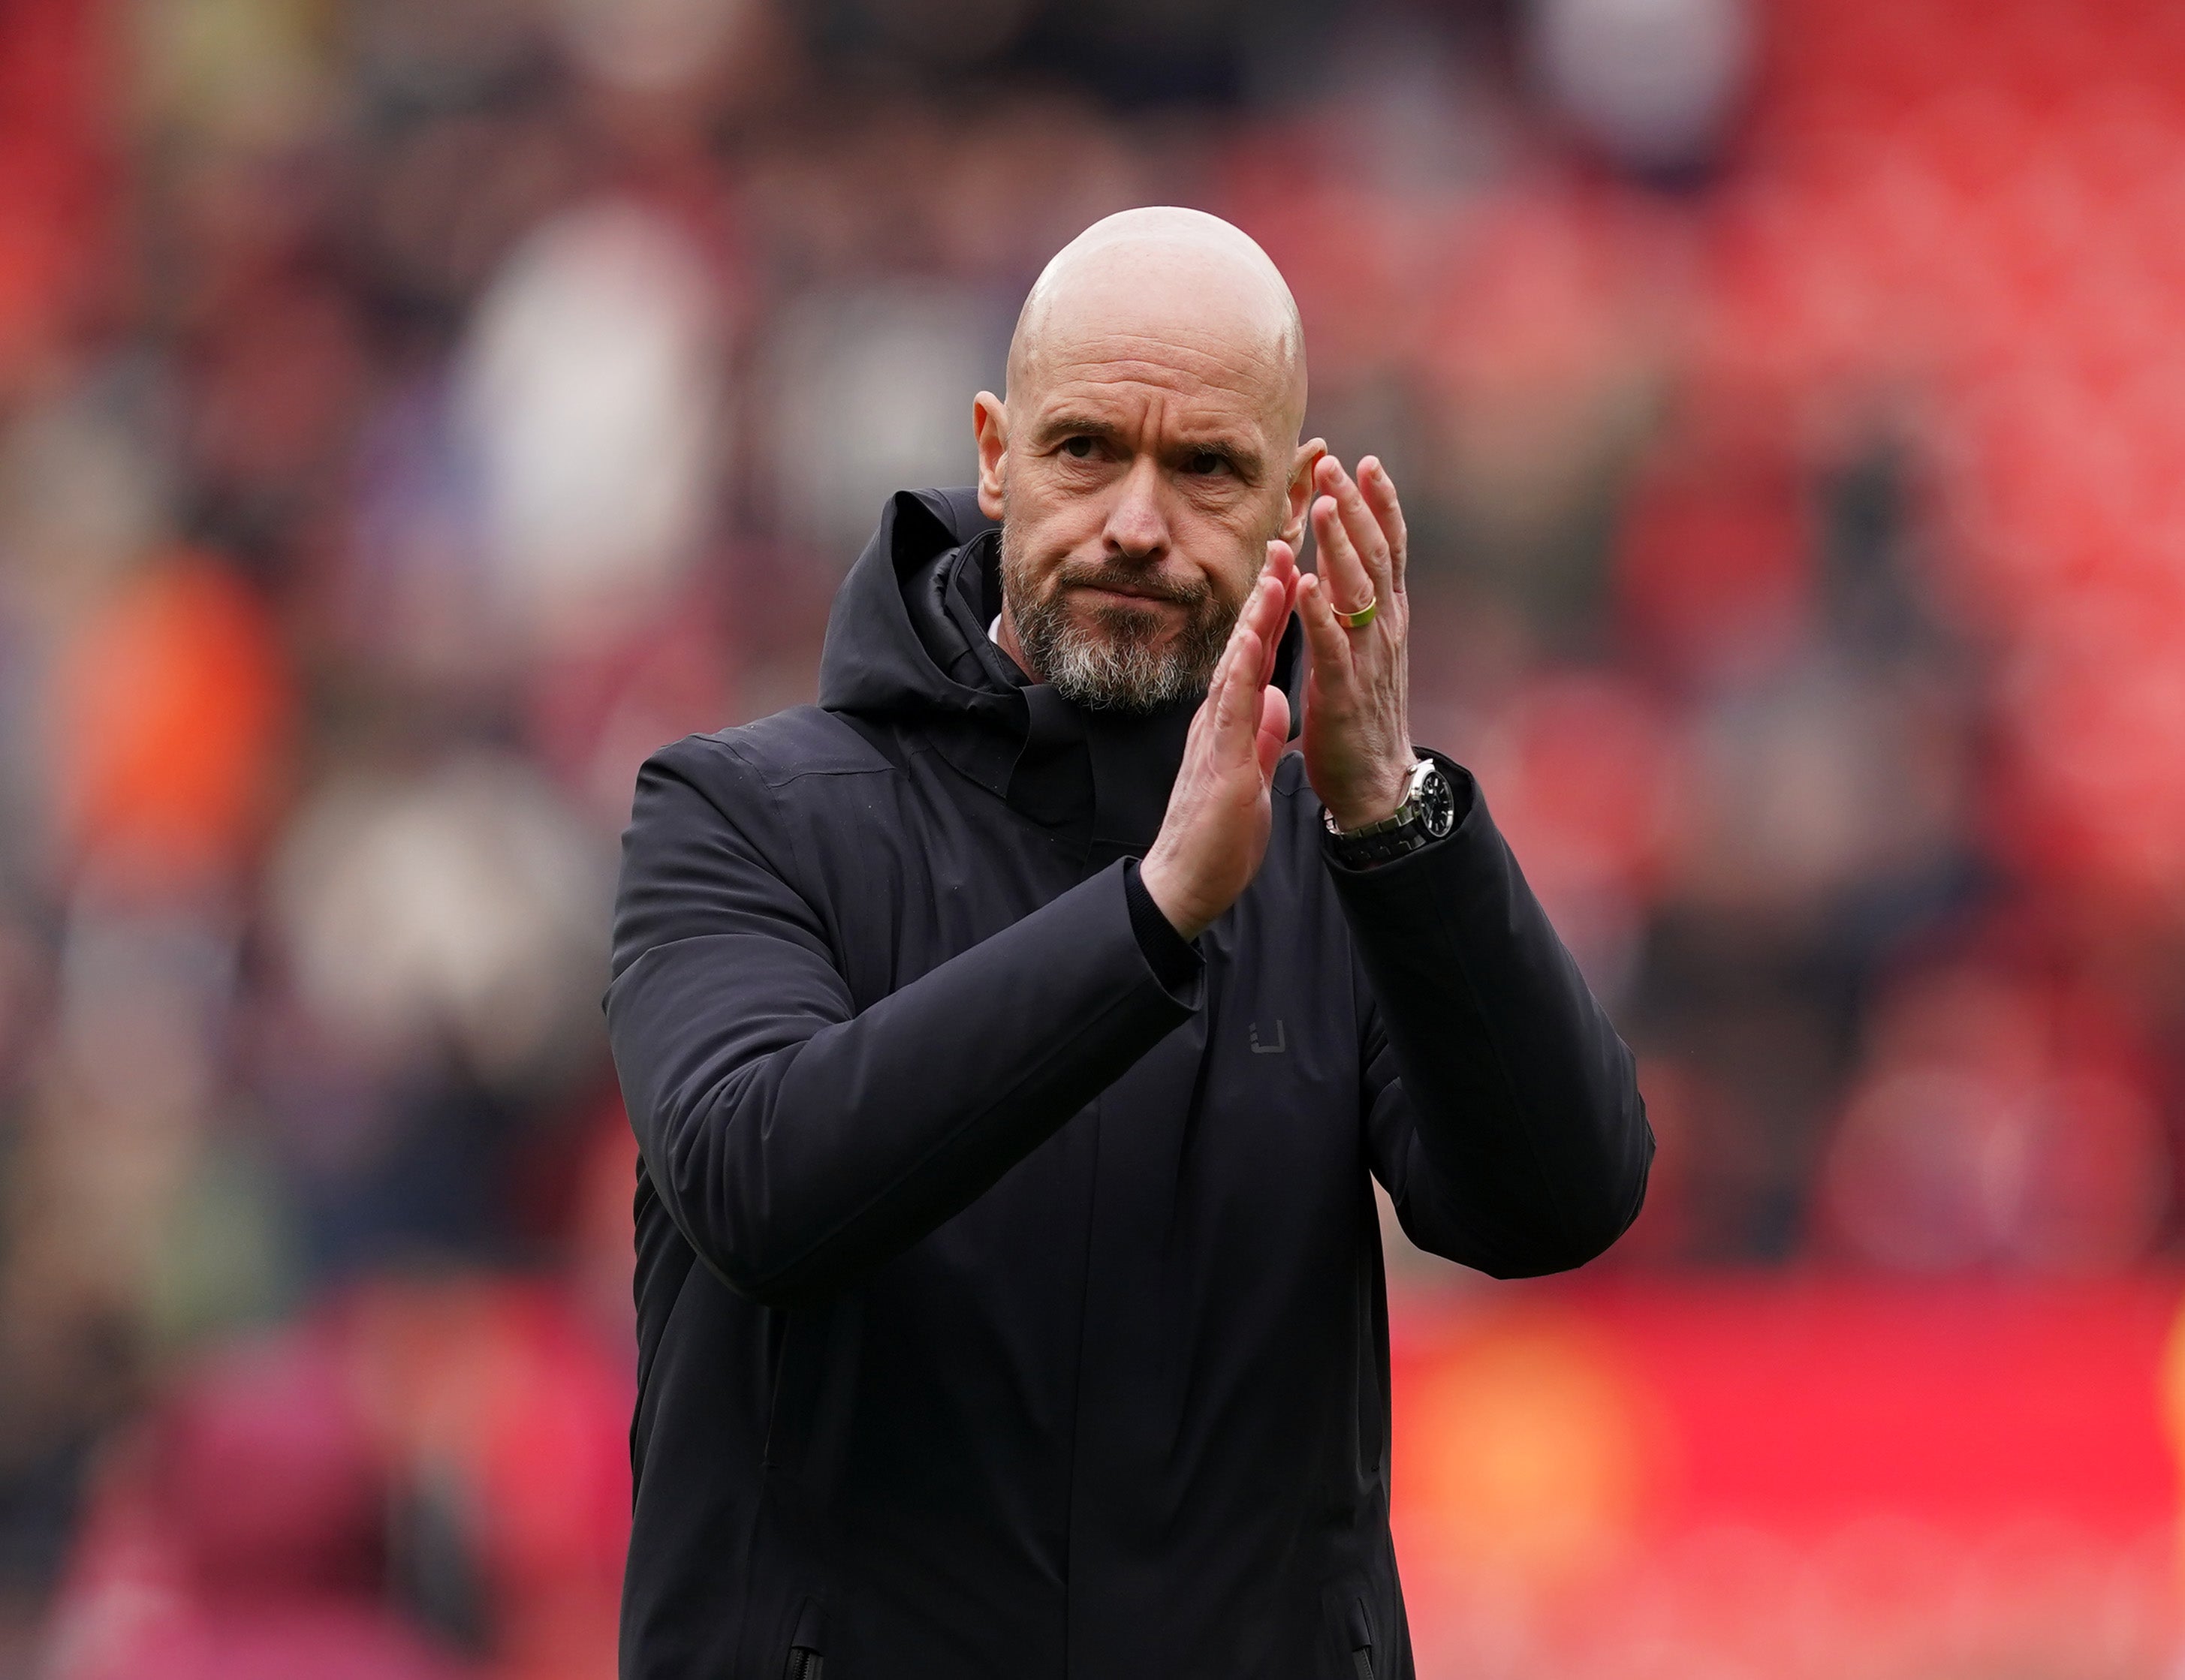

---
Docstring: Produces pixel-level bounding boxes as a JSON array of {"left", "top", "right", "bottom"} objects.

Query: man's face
[{"left": 975, "top": 285, "right": 1314, "bottom": 711}]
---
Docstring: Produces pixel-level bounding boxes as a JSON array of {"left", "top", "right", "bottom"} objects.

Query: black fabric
[
  {"left": 1123, "top": 859, "right": 1200, "bottom": 993},
  {"left": 607, "top": 488, "right": 1654, "bottom": 1680}
]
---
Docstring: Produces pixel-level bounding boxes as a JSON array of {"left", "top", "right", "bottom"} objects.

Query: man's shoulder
[{"left": 659, "top": 705, "right": 898, "bottom": 793}]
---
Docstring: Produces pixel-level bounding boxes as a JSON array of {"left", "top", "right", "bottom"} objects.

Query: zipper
[
  {"left": 783, "top": 1591, "right": 828, "bottom": 1679},
  {"left": 1346, "top": 1592, "right": 1376, "bottom": 1680}
]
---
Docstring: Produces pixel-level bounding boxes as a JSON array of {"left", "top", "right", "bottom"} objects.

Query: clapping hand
[
  {"left": 1138, "top": 540, "right": 1299, "bottom": 941},
  {"left": 1138, "top": 453, "right": 1415, "bottom": 939},
  {"left": 1296, "top": 455, "right": 1414, "bottom": 833}
]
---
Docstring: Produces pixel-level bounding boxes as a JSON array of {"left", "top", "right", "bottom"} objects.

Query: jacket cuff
[{"left": 1123, "top": 857, "right": 1202, "bottom": 993}]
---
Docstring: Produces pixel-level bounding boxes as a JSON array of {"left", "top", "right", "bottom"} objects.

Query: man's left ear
[{"left": 1282, "top": 438, "right": 1328, "bottom": 548}]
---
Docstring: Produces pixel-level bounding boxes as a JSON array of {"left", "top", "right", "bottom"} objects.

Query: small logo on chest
[{"left": 1249, "top": 1019, "right": 1286, "bottom": 1055}]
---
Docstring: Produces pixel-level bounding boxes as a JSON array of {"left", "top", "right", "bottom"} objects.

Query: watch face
[{"left": 1418, "top": 764, "right": 1457, "bottom": 838}]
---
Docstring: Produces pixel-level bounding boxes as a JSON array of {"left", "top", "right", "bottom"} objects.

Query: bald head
[
  {"left": 1006, "top": 207, "right": 1307, "bottom": 441},
  {"left": 973, "top": 207, "right": 1322, "bottom": 712}
]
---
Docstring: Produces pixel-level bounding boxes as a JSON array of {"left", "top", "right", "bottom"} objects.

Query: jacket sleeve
[
  {"left": 604, "top": 738, "right": 1198, "bottom": 1306},
  {"left": 1334, "top": 756, "right": 1653, "bottom": 1278}
]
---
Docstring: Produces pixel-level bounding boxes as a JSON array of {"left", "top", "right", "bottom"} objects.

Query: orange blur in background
[{"left": 2, "top": 0, "right": 2185, "bottom": 1676}]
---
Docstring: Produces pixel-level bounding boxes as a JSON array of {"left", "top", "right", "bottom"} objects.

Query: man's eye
[
  {"left": 1183, "top": 451, "right": 1229, "bottom": 475},
  {"left": 1062, "top": 436, "right": 1099, "bottom": 459}
]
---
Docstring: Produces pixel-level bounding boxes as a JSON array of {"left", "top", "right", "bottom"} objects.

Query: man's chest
[{"left": 792, "top": 763, "right": 1357, "bottom": 1042}]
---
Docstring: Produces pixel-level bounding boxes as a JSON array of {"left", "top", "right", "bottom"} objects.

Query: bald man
[{"left": 607, "top": 209, "right": 1652, "bottom": 1680}]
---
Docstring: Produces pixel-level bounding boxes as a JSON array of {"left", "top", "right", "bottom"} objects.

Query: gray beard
[{"left": 998, "top": 522, "right": 1244, "bottom": 713}]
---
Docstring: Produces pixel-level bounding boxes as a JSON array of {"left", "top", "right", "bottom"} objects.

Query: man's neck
[{"left": 989, "top": 605, "right": 1030, "bottom": 676}]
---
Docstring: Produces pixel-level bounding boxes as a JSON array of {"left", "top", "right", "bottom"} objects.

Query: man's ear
[
  {"left": 1281, "top": 437, "right": 1327, "bottom": 548},
  {"left": 974, "top": 392, "right": 1008, "bottom": 521}
]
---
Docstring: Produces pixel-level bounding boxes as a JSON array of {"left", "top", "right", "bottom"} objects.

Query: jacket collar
[{"left": 818, "top": 487, "right": 1301, "bottom": 863}]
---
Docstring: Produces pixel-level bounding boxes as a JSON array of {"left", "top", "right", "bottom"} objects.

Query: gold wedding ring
[{"left": 1334, "top": 595, "right": 1377, "bottom": 630}]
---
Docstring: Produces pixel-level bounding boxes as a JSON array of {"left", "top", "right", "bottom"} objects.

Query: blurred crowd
[{"left": 2, "top": 0, "right": 2183, "bottom": 1673}]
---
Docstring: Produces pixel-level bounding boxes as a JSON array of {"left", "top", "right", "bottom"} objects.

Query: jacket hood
[
  {"left": 818, "top": 487, "right": 1014, "bottom": 727},
  {"left": 816, "top": 488, "right": 1302, "bottom": 862}
]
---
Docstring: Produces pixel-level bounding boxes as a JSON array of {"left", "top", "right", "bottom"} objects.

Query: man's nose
[{"left": 1102, "top": 456, "right": 1171, "bottom": 562}]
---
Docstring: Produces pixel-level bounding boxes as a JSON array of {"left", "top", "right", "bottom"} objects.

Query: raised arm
[
  {"left": 609, "top": 556, "right": 1301, "bottom": 1306},
  {"left": 1295, "top": 453, "right": 1652, "bottom": 1276},
  {"left": 1341, "top": 766, "right": 1653, "bottom": 1275},
  {"left": 606, "top": 742, "right": 1195, "bottom": 1307}
]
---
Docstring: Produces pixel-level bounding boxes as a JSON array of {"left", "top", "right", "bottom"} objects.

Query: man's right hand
[{"left": 1139, "top": 540, "right": 1299, "bottom": 941}]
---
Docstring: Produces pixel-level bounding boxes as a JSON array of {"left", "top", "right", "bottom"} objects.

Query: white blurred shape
[
  {"left": 1529, "top": 0, "right": 1752, "bottom": 173},
  {"left": 271, "top": 754, "right": 610, "bottom": 1085},
  {"left": 770, "top": 285, "right": 1003, "bottom": 565},
  {"left": 553, "top": 0, "right": 753, "bottom": 91},
  {"left": 455, "top": 202, "right": 725, "bottom": 646}
]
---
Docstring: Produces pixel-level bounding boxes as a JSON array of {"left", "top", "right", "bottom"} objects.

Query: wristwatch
[{"left": 1322, "top": 757, "right": 1458, "bottom": 868}]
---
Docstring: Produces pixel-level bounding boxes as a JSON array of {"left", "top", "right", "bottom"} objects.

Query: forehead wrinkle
[
  {"left": 1020, "top": 312, "right": 1293, "bottom": 399},
  {"left": 1050, "top": 327, "right": 1287, "bottom": 384},
  {"left": 1043, "top": 359, "right": 1275, "bottom": 407},
  {"left": 1035, "top": 336, "right": 1294, "bottom": 432}
]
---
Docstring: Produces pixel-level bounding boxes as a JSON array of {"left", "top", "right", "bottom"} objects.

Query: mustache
[{"left": 1049, "top": 561, "right": 1215, "bottom": 608}]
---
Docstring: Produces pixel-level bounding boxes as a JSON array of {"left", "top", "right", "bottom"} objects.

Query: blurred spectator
[
  {"left": 1527, "top": 0, "right": 1755, "bottom": 179},
  {"left": 454, "top": 201, "right": 728, "bottom": 655},
  {"left": 1821, "top": 953, "right": 2169, "bottom": 1272},
  {"left": 41, "top": 1278, "right": 628, "bottom": 1680},
  {"left": 764, "top": 281, "right": 1003, "bottom": 565},
  {"left": 50, "top": 558, "right": 290, "bottom": 893},
  {"left": 41, "top": 1329, "right": 471, "bottom": 1680}
]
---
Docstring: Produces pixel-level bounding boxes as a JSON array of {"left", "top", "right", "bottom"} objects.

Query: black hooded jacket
[{"left": 606, "top": 489, "right": 1653, "bottom": 1680}]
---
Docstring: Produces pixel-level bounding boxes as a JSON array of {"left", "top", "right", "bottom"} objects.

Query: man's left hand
[{"left": 1295, "top": 454, "right": 1415, "bottom": 832}]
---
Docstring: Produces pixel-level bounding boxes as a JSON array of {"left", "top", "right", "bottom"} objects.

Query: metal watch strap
[
  {"left": 1322, "top": 757, "right": 1444, "bottom": 868},
  {"left": 1325, "top": 820, "right": 1436, "bottom": 868}
]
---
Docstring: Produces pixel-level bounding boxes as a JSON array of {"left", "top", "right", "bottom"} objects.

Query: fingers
[
  {"left": 1257, "top": 539, "right": 1298, "bottom": 688},
  {"left": 1208, "top": 603, "right": 1249, "bottom": 736},
  {"left": 1239, "top": 560, "right": 1289, "bottom": 662},
  {"left": 1295, "top": 570, "right": 1355, "bottom": 689},
  {"left": 1255, "top": 685, "right": 1289, "bottom": 784},
  {"left": 1263, "top": 536, "right": 1300, "bottom": 613},
  {"left": 1310, "top": 485, "right": 1374, "bottom": 621},
  {"left": 1212, "top": 572, "right": 1278, "bottom": 756},
  {"left": 1199, "top": 584, "right": 1250, "bottom": 736},
  {"left": 1357, "top": 456, "right": 1408, "bottom": 595},
  {"left": 1316, "top": 456, "right": 1394, "bottom": 607}
]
